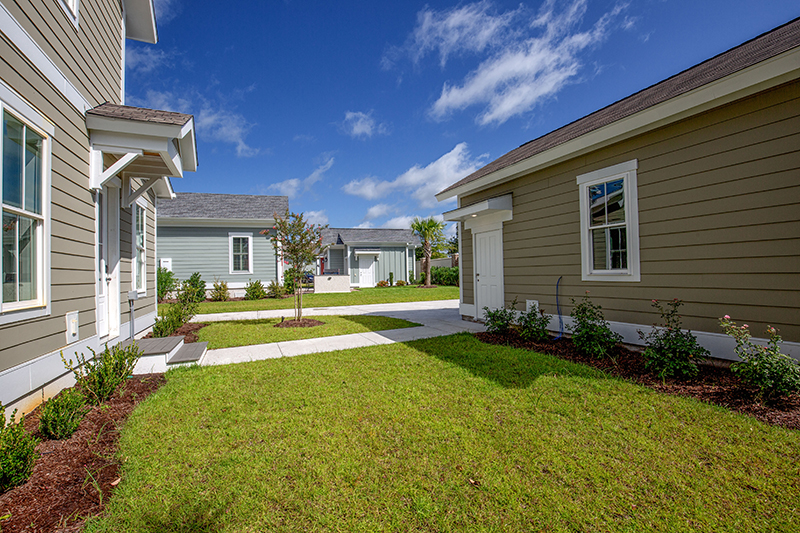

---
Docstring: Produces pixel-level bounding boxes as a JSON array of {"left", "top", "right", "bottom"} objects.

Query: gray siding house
[
  {"left": 1, "top": 0, "right": 197, "bottom": 416},
  {"left": 321, "top": 228, "right": 420, "bottom": 288},
  {"left": 437, "top": 18, "right": 800, "bottom": 361},
  {"left": 157, "top": 193, "right": 288, "bottom": 295}
]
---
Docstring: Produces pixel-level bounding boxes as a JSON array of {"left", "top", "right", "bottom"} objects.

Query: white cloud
[
  {"left": 355, "top": 221, "right": 374, "bottom": 229},
  {"left": 269, "top": 154, "right": 335, "bottom": 199},
  {"left": 342, "top": 143, "right": 485, "bottom": 208},
  {"left": 342, "top": 111, "right": 389, "bottom": 139},
  {"left": 364, "top": 203, "right": 393, "bottom": 220},
  {"left": 130, "top": 89, "right": 259, "bottom": 157},
  {"left": 154, "top": 0, "right": 181, "bottom": 25},
  {"left": 126, "top": 46, "right": 172, "bottom": 74},
  {"left": 390, "top": 0, "right": 625, "bottom": 126},
  {"left": 293, "top": 134, "right": 315, "bottom": 143},
  {"left": 381, "top": 216, "right": 417, "bottom": 229},
  {"left": 305, "top": 210, "right": 329, "bottom": 225}
]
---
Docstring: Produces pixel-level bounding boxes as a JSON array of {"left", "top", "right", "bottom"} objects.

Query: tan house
[
  {"left": 1, "top": 0, "right": 197, "bottom": 416},
  {"left": 437, "top": 18, "right": 800, "bottom": 361}
]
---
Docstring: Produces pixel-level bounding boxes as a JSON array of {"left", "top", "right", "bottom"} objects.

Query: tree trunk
[{"left": 424, "top": 242, "right": 433, "bottom": 287}]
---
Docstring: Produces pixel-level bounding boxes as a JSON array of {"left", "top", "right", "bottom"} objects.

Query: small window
[
  {"left": 2, "top": 109, "right": 46, "bottom": 312},
  {"left": 59, "top": 0, "right": 80, "bottom": 26},
  {"left": 229, "top": 233, "right": 253, "bottom": 274},
  {"left": 133, "top": 202, "right": 146, "bottom": 293},
  {"left": 577, "top": 160, "right": 640, "bottom": 282}
]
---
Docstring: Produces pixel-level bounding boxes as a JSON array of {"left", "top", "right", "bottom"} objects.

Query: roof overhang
[
  {"left": 158, "top": 217, "right": 276, "bottom": 227},
  {"left": 443, "top": 194, "right": 513, "bottom": 222},
  {"left": 123, "top": 0, "right": 158, "bottom": 44},
  {"left": 354, "top": 249, "right": 382, "bottom": 256},
  {"left": 436, "top": 45, "right": 800, "bottom": 202}
]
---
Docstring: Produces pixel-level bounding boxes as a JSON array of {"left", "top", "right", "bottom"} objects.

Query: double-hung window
[
  {"left": 577, "top": 160, "right": 640, "bottom": 282},
  {"left": 2, "top": 106, "right": 48, "bottom": 316},
  {"left": 229, "top": 233, "right": 252, "bottom": 274},
  {"left": 133, "top": 201, "right": 146, "bottom": 293}
]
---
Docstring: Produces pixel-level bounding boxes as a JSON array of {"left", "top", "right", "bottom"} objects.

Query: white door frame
[
  {"left": 465, "top": 209, "right": 512, "bottom": 318},
  {"left": 473, "top": 228, "right": 504, "bottom": 314},
  {"left": 359, "top": 255, "right": 375, "bottom": 287},
  {"left": 96, "top": 184, "right": 121, "bottom": 339}
]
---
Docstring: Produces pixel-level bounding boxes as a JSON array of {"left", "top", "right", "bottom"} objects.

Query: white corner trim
[
  {"left": 228, "top": 233, "right": 254, "bottom": 274},
  {"left": 0, "top": 3, "right": 92, "bottom": 114},
  {"left": 459, "top": 303, "right": 476, "bottom": 318}
]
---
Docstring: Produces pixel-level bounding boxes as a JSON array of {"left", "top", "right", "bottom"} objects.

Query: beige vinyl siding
[
  {"left": 0, "top": 26, "right": 100, "bottom": 372},
  {"left": 461, "top": 79, "right": 800, "bottom": 342},
  {"left": 1, "top": 0, "right": 123, "bottom": 107},
  {"left": 123, "top": 186, "right": 157, "bottom": 325},
  {"left": 461, "top": 224, "right": 473, "bottom": 306}
]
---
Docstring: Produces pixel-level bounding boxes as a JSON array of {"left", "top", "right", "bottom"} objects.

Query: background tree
[
  {"left": 411, "top": 216, "right": 445, "bottom": 287},
  {"left": 263, "top": 211, "right": 329, "bottom": 321}
]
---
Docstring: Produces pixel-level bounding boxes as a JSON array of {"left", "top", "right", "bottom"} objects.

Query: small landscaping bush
[
  {"left": 431, "top": 266, "right": 459, "bottom": 286},
  {"left": 153, "top": 280, "right": 199, "bottom": 337},
  {"left": 244, "top": 279, "right": 268, "bottom": 300},
  {"left": 518, "top": 307, "right": 550, "bottom": 342},
  {"left": 266, "top": 280, "right": 286, "bottom": 299},
  {"left": 376, "top": 280, "right": 390, "bottom": 288},
  {"left": 483, "top": 298, "right": 518, "bottom": 335},
  {"left": 38, "top": 388, "right": 90, "bottom": 440},
  {"left": 389, "top": 272, "right": 394, "bottom": 286},
  {"left": 395, "top": 280, "right": 406, "bottom": 287},
  {"left": 156, "top": 266, "right": 177, "bottom": 302},
  {"left": 283, "top": 267, "right": 301, "bottom": 294},
  {"left": 569, "top": 293, "right": 622, "bottom": 359},
  {"left": 210, "top": 279, "right": 230, "bottom": 302},
  {"left": 0, "top": 404, "right": 39, "bottom": 493},
  {"left": 61, "top": 342, "right": 143, "bottom": 405},
  {"left": 185, "top": 272, "right": 206, "bottom": 302},
  {"left": 720, "top": 316, "right": 800, "bottom": 402},
  {"left": 639, "top": 299, "right": 708, "bottom": 379}
]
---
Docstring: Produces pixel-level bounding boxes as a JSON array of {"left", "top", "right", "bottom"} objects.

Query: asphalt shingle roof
[
  {"left": 158, "top": 193, "right": 289, "bottom": 220},
  {"left": 87, "top": 103, "right": 193, "bottom": 126},
  {"left": 322, "top": 228, "right": 420, "bottom": 246},
  {"left": 439, "top": 17, "right": 800, "bottom": 196}
]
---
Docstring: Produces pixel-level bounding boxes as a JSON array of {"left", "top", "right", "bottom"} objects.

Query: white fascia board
[
  {"left": 122, "top": 0, "right": 157, "bottom": 44},
  {"left": 161, "top": 139, "right": 183, "bottom": 177},
  {"left": 89, "top": 130, "right": 171, "bottom": 154},
  {"left": 86, "top": 114, "right": 184, "bottom": 139},
  {"left": 436, "top": 46, "right": 800, "bottom": 202},
  {"left": 346, "top": 241, "right": 411, "bottom": 246},
  {"left": 153, "top": 177, "right": 175, "bottom": 199},
  {"left": 443, "top": 194, "right": 513, "bottom": 221},
  {"left": 178, "top": 119, "right": 198, "bottom": 171},
  {"left": 158, "top": 218, "right": 275, "bottom": 227}
]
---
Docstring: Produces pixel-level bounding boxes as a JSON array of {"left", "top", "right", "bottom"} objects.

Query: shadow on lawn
[
  {"left": 130, "top": 495, "right": 229, "bottom": 533},
  {"left": 338, "top": 314, "right": 421, "bottom": 329},
  {"left": 411, "top": 332, "right": 608, "bottom": 389}
]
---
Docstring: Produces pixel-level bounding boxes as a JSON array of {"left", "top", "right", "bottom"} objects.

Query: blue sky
[{"left": 126, "top": 0, "right": 799, "bottom": 233}]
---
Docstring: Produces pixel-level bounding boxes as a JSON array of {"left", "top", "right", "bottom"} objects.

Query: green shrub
[
  {"left": 157, "top": 266, "right": 177, "bottom": 302},
  {"left": 266, "top": 280, "right": 286, "bottom": 298},
  {"left": 388, "top": 272, "right": 394, "bottom": 286},
  {"left": 518, "top": 307, "right": 550, "bottom": 342},
  {"left": 0, "top": 404, "right": 39, "bottom": 493},
  {"left": 395, "top": 280, "right": 406, "bottom": 287},
  {"left": 39, "top": 388, "right": 90, "bottom": 440},
  {"left": 61, "top": 343, "right": 142, "bottom": 405},
  {"left": 483, "top": 298, "right": 518, "bottom": 335},
  {"left": 431, "top": 266, "right": 459, "bottom": 286},
  {"left": 720, "top": 316, "right": 800, "bottom": 402},
  {"left": 244, "top": 279, "right": 267, "bottom": 300},
  {"left": 210, "top": 279, "right": 229, "bottom": 302},
  {"left": 185, "top": 272, "right": 206, "bottom": 302},
  {"left": 639, "top": 299, "right": 708, "bottom": 379},
  {"left": 569, "top": 293, "right": 622, "bottom": 358},
  {"left": 153, "top": 281, "right": 199, "bottom": 337}
]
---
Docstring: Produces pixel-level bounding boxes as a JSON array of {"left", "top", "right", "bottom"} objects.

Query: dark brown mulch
[
  {"left": 0, "top": 374, "right": 166, "bottom": 532},
  {"left": 142, "top": 322, "right": 208, "bottom": 343},
  {"left": 274, "top": 318, "right": 324, "bottom": 328},
  {"left": 476, "top": 331, "right": 800, "bottom": 430}
]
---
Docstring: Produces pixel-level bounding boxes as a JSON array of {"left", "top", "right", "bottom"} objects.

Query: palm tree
[{"left": 411, "top": 217, "right": 445, "bottom": 287}]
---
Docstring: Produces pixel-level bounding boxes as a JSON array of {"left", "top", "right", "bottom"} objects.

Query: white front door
[
  {"left": 475, "top": 229, "right": 503, "bottom": 313},
  {"left": 359, "top": 255, "right": 375, "bottom": 287},
  {"left": 96, "top": 190, "right": 108, "bottom": 337},
  {"left": 96, "top": 186, "right": 121, "bottom": 338}
]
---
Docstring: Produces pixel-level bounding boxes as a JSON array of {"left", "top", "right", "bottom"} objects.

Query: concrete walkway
[{"left": 194, "top": 299, "right": 484, "bottom": 366}]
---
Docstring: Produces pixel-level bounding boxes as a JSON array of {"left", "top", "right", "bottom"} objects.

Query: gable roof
[
  {"left": 437, "top": 17, "right": 800, "bottom": 199},
  {"left": 322, "top": 228, "right": 420, "bottom": 246},
  {"left": 87, "top": 103, "right": 192, "bottom": 126},
  {"left": 158, "top": 193, "right": 288, "bottom": 220}
]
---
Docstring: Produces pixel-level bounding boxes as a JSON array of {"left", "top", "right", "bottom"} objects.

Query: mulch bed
[
  {"left": 274, "top": 318, "right": 324, "bottom": 328},
  {"left": 476, "top": 331, "right": 800, "bottom": 430},
  {"left": 0, "top": 374, "right": 166, "bottom": 532},
  {"left": 142, "top": 322, "right": 208, "bottom": 343}
]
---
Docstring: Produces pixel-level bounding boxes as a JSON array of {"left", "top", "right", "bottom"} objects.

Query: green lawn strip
[
  {"left": 87, "top": 333, "right": 800, "bottom": 532},
  {"left": 198, "top": 315, "right": 421, "bottom": 349},
  {"left": 160, "top": 285, "right": 459, "bottom": 315}
]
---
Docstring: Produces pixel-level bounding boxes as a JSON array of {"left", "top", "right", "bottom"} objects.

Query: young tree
[
  {"left": 262, "top": 211, "right": 329, "bottom": 322},
  {"left": 411, "top": 216, "right": 445, "bottom": 287}
]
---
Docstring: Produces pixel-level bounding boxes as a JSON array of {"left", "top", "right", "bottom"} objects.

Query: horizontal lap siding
[
  {"left": 157, "top": 226, "right": 278, "bottom": 286},
  {"left": 461, "top": 80, "right": 800, "bottom": 342},
  {"left": 461, "top": 225, "right": 473, "bottom": 304}
]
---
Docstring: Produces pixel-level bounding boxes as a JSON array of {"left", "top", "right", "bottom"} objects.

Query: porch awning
[
  {"left": 354, "top": 249, "right": 381, "bottom": 256},
  {"left": 442, "top": 194, "right": 512, "bottom": 222},
  {"left": 86, "top": 103, "right": 197, "bottom": 203}
]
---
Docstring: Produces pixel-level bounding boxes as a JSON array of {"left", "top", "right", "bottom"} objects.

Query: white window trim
[
  {"left": 0, "top": 95, "right": 53, "bottom": 324},
  {"left": 229, "top": 233, "right": 253, "bottom": 275},
  {"left": 131, "top": 197, "right": 147, "bottom": 295},
  {"left": 58, "top": 0, "right": 80, "bottom": 28},
  {"left": 577, "top": 159, "right": 640, "bottom": 282}
]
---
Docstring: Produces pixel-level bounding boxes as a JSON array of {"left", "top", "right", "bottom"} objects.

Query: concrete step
[{"left": 168, "top": 342, "right": 208, "bottom": 366}]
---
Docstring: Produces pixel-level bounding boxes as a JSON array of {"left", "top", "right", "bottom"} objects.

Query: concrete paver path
[{"left": 194, "top": 299, "right": 483, "bottom": 366}]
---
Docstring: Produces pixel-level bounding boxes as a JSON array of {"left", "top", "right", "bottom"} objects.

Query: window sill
[
  {"left": 582, "top": 271, "right": 641, "bottom": 283},
  {"left": 0, "top": 305, "right": 49, "bottom": 326}
]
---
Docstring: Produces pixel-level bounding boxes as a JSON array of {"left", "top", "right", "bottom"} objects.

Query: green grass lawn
[
  {"left": 162, "top": 285, "right": 459, "bottom": 315},
  {"left": 198, "top": 315, "right": 420, "bottom": 349},
  {"left": 87, "top": 334, "right": 800, "bottom": 532}
]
